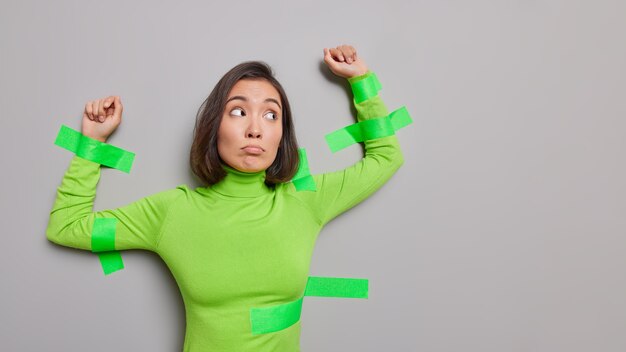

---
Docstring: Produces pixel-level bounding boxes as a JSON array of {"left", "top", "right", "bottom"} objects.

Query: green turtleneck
[
  {"left": 209, "top": 164, "right": 272, "bottom": 197},
  {"left": 46, "top": 72, "right": 404, "bottom": 351}
]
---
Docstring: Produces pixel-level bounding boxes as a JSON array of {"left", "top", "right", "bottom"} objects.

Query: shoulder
[
  {"left": 273, "top": 178, "right": 324, "bottom": 225},
  {"left": 274, "top": 177, "right": 321, "bottom": 203},
  {"left": 144, "top": 184, "right": 192, "bottom": 205},
  {"left": 274, "top": 180, "right": 310, "bottom": 196}
]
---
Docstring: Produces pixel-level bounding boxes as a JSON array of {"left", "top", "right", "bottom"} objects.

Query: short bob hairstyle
[{"left": 190, "top": 61, "right": 299, "bottom": 187}]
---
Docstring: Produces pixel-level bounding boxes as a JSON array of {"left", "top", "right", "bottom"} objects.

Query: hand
[
  {"left": 323, "top": 44, "right": 369, "bottom": 79},
  {"left": 81, "top": 96, "right": 123, "bottom": 143}
]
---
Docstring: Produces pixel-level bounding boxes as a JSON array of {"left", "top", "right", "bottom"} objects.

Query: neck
[{"left": 206, "top": 164, "right": 272, "bottom": 198}]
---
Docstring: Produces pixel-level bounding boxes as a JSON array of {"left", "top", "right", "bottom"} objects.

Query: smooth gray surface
[{"left": 2, "top": 0, "right": 625, "bottom": 351}]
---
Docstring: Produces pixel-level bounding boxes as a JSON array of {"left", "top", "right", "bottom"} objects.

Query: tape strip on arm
[
  {"left": 46, "top": 155, "right": 181, "bottom": 254},
  {"left": 309, "top": 72, "right": 406, "bottom": 225}
]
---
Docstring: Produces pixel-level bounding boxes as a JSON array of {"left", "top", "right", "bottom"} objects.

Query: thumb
[
  {"left": 103, "top": 96, "right": 115, "bottom": 108},
  {"left": 113, "top": 96, "right": 123, "bottom": 119},
  {"left": 323, "top": 48, "right": 338, "bottom": 69}
]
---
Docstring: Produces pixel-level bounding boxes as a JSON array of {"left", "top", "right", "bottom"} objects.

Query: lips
[{"left": 241, "top": 145, "right": 264, "bottom": 155}]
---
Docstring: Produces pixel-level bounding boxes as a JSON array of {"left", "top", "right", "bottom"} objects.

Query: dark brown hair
[{"left": 190, "top": 61, "right": 299, "bottom": 187}]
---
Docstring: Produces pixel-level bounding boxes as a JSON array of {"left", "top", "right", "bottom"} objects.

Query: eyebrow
[{"left": 226, "top": 95, "right": 282, "bottom": 110}]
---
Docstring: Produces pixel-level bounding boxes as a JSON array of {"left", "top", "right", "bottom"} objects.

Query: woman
[{"left": 47, "top": 44, "right": 405, "bottom": 351}]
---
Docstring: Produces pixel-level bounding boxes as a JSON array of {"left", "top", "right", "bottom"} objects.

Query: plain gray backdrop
[{"left": 2, "top": 0, "right": 625, "bottom": 351}]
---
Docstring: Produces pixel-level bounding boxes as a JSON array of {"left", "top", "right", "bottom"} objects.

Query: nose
[
  {"left": 247, "top": 129, "right": 261, "bottom": 138},
  {"left": 245, "top": 117, "right": 262, "bottom": 139}
]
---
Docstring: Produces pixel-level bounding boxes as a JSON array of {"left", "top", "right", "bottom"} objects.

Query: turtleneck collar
[{"left": 198, "top": 164, "right": 272, "bottom": 198}]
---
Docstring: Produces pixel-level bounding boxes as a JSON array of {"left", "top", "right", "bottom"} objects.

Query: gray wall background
[{"left": 2, "top": 0, "right": 625, "bottom": 351}]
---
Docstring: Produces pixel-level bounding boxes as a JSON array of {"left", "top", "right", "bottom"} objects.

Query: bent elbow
[
  {"left": 386, "top": 146, "right": 404, "bottom": 174},
  {"left": 45, "top": 219, "right": 61, "bottom": 245},
  {"left": 45, "top": 213, "right": 93, "bottom": 251},
  {"left": 45, "top": 212, "right": 73, "bottom": 247},
  {"left": 394, "top": 149, "right": 405, "bottom": 170}
]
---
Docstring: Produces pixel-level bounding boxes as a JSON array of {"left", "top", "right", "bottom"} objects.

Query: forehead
[{"left": 227, "top": 79, "right": 281, "bottom": 101}]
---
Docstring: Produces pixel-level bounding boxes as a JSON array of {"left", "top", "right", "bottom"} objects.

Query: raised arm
[
  {"left": 296, "top": 45, "right": 406, "bottom": 226},
  {"left": 46, "top": 154, "right": 182, "bottom": 252},
  {"left": 46, "top": 96, "right": 183, "bottom": 253}
]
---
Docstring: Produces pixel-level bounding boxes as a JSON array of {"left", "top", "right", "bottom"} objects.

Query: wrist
[
  {"left": 348, "top": 71, "right": 382, "bottom": 104},
  {"left": 55, "top": 125, "right": 135, "bottom": 173},
  {"left": 346, "top": 69, "right": 371, "bottom": 82},
  {"left": 82, "top": 132, "right": 107, "bottom": 143}
]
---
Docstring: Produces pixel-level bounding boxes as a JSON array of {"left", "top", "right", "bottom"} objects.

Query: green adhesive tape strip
[
  {"left": 325, "top": 106, "right": 412, "bottom": 153},
  {"left": 250, "top": 297, "right": 304, "bottom": 335},
  {"left": 305, "top": 276, "right": 369, "bottom": 298},
  {"left": 350, "top": 72, "right": 382, "bottom": 104},
  {"left": 96, "top": 251, "right": 124, "bottom": 276},
  {"left": 91, "top": 217, "right": 124, "bottom": 275},
  {"left": 250, "top": 276, "right": 368, "bottom": 335},
  {"left": 54, "top": 124, "right": 135, "bottom": 173},
  {"left": 291, "top": 148, "right": 316, "bottom": 191}
]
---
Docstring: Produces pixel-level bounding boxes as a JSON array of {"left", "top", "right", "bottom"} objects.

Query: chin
[{"left": 237, "top": 162, "right": 268, "bottom": 173}]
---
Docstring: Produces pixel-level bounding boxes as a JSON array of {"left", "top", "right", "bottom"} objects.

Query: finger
[
  {"left": 89, "top": 101, "right": 97, "bottom": 121},
  {"left": 323, "top": 48, "right": 334, "bottom": 64},
  {"left": 340, "top": 45, "right": 355, "bottom": 63},
  {"left": 105, "top": 105, "right": 114, "bottom": 117},
  {"left": 331, "top": 47, "right": 344, "bottom": 62},
  {"left": 100, "top": 99, "right": 109, "bottom": 117},
  {"left": 86, "top": 102, "right": 94, "bottom": 120},
  {"left": 102, "top": 100, "right": 110, "bottom": 120},
  {"left": 103, "top": 96, "right": 114, "bottom": 109},
  {"left": 323, "top": 48, "right": 333, "bottom": 64},
  {"left": 94, "top": 100, "right": 103, "bottom": 122},
  {"left": 104, "top": 96, "right": 115, "bottom": 117},
  {"left": 347, "top": 46, "right": 357, "bottom": 62},
  {"left": 339, "top": 45, "right": 353, "bottom": 61},
  {"left": 323, "top": 48, "right": 340, "bottom": 71},
  {"left": 99, "top": 100, "right": 106, "bottom": 122},
  {"left": 113, "top": 96, "right": 123, "bottom": 120}
]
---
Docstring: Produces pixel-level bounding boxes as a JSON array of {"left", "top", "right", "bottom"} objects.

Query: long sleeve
[
  {"left": 305, "top": 72, "right": 405, "bottom": 226},
  {"left": 46, "top": 155, "right": 184, "bottom": 252}
]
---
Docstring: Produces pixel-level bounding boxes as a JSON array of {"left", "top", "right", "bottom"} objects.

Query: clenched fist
[
  {"left": 82, "top": 96, "right": 123, "bottom": 143},
  {"left": 323, "top": 44, "right": 369, "bottom": 79}
]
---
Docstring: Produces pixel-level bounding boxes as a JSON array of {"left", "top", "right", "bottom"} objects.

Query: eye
[
  {"left": 264, "top": 111, "right": 278, "bottom": 120},
  {"left": 230, "top": 107, "right": 245, "bottom": 117}
]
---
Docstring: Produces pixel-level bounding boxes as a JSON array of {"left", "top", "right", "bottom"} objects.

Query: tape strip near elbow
[
  {"left": 250, "top": 276, "right": 368, "bottom": 334},
  {"left": 91, "top": 217, "right": 124, "bottom": 275},
  {"left": 54, "top": 125, "right": 135, "bottom": 173},
  {"left": 349, "top": 71, "right": 382, "bottom": 104},
  {"left": 291, "top": 148, "right": 317, "bottom": 191},
  {"left": 324, "top": 106, "right": 412, "bottom": 153}
]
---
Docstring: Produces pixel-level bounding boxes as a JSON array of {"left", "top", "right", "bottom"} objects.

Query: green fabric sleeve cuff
[
  {"left": 347, "top": 71, "right": 382, "bottom": 104},
  {"left": 347, "top": 70, "right": 373, "bottom": 85}
]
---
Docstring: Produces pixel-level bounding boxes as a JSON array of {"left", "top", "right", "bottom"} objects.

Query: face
[{"left": 217, "top": 79, "right": 283, "bottom": 173}]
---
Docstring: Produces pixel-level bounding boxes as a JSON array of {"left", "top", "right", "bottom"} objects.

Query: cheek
[
  {"left": 270, "top": 126, "right": 283, "bottom": 151},
  {"left": 218, "top": 119, "right": 237, "bottom": 142},
  {"left": 216, "top": 120, "right": 235, "bottom": 155}
]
